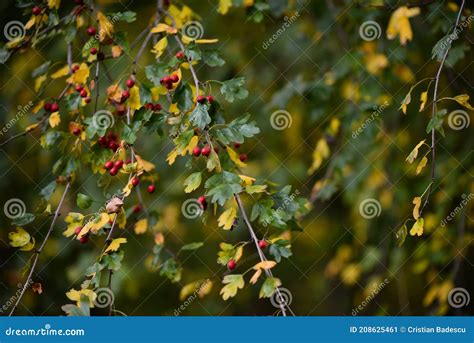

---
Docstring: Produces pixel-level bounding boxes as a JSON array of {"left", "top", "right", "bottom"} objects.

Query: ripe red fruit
[
  {"left": 114, "top": 160, "right": 124, "bottom": 169},
  {"left": 239, "top": 154, "right": 247, "bottom": 162},
  {"left": 206, "top": 95, "right": 214, "bottom": 104},
  {"left": 90, "top": 47, "right": 98, "bottom": 55},
  {"left": 201, "top": 145, "right": 211, "bottom": 157},
  {"left": 161, "top": 76, "right": 171, "bottom": 84},
  {"left": 80, "top": 89, "right": 88, "bottom": 98},
  {"left": 71, "top": 64, "right": 80, "bottom": 72},
  {"left": 43, "top": 102, "right": 52, "bottom": 112},
  {"left": 79, "top": 235, "right": 89, "bottom": 244},
  {"left": 122, "top": 90, "right": 130, "bottom": 99},
  {"left": 147, "top": 184, "right": 156, "bottom": 194},
  {"left": 197, "top": 196, "right": 207, "bottom": 210},
  {"left": 145, "top": 103, "right": 154, "bottom": 110},
  {"left": 133, "top": 205, "right": 142, "bottom": 214},
  {"left": 170, "top": 74, "right": 179, "bottom": 83},
  {"left": 258, "top": 240, "right": 268, "bottom": 249},
  {"left": 98, "top": 136, "right": 107, "bottom": 147},
  {"left": 50, "top": 103, "right": 59, "bottom": 112},
  {"left": 233, "top": 142, "right": 241, "bottom": 149},
  {"left": 72, "top": 127, "right": 81, "bottom": 136},
  {"left": 85, "top": 97, "right": 91, "bottom": 104},
  {"left": 131, "top": 177, "right": 140, "bottom": 187},
  {"left": 153, "top": 103, "right": 162, "bottom": 112},
  {"left": 165, "top": 82, "right": 173, "bottom": 90},
  {"left": 74, "top": 226, "right": 82, "bottom": 235},
  {"left": 227, "top": 259, "right": 237, "bottom": 271},
  {"left": 126, "top": 79, "right": 135, "bottom": 88},
  {"left": 176, "top": 51, "right": 184, "bottom": 59},
  {"left": 75, "top": 84, "right": 84, "bottom": 92},
  {"left": 32, "top": 6, "right": 41, "bottom": 15},
  {"left": 87, "top": 27, "right": 97, "bottom": 36},
  {"left": 109, "top": 167, "right": 119, "bottom": 176},
  {"left": 196, "top": 95, "right": 206, "bottom": 104},
  {"left": 192, "top": 146, "right": 201, "bottom": 157},
  {"left": 104, "top": 161, "right": 114, "bottom": 170}
]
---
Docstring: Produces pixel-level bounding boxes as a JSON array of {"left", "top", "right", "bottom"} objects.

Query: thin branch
[{"left": 9, "top": 181, "right": 71, "bottom": 316}]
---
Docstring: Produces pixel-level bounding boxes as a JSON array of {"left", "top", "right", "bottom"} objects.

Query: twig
[{"left": 9, "top": 182, "right": 71, "bottom": 316}]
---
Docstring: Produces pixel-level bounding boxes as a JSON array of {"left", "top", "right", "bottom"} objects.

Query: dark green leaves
[
  {"left": 189, "top": 103, "right": 211, "bottom": 129},
  {"left": 426, "top": 109, "right": 447, "bottom": 136},
  {"left": 220, "top": 77, "right": 249, "bottom": 102},
  {"left": 11, "top": 213, "right": 35, "bottom": 226},
  {"left": 145, "top": 62, "right": 169, "bottom": 86},
  {"left": 213, "top": 115, "right": 260, "bottom": 145},
  {"left": 180, "top": 242, "right": 204, "bottom": 251},
  {"left": 204, "top": 171, "right": 243, "bottom": 205},
  {"left": 173, "top": 83, "right": 194, "bottom": 112},
  {"left": 269, "top": 239, "right": 292, "bottom": 262},
  {"left": 77, "top": 193, "right": 93, "bottom": 209}
]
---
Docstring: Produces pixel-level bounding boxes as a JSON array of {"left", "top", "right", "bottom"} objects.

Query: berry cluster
[
  {"left": 196, "top": 95, "right": 214, "bottom": 105},
  {"left": 74, "top": 84, "right": 91, "bottom": 102},
  {"left": 98, "top": 132, "right": 120, "bottom": 152},
  {"left": 160, "top": 74, "right": 180, "bottom": 90},
  {"left": 43, "top": 102, "right": 59, "bottom": 113},
  {"left": 145, "top": 103, "right": 162, "bottom": 112}
]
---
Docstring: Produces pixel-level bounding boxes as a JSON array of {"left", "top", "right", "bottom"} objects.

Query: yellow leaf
[
  {"left": 386, "top": 6, "right": 420, "bottom": 45},
  {"left": 25, "top": 16, "right": 35, "bottom": 30},
  {"left": 69, "top": 63, "right": 89, "bottom": 85},
  {"left": 364, "top": 53, "right": 388, "bottom": 75},
  {"left": 453, "top": 94, "right": 474, "bottom": 110},
  {"left": 238, "top": 175, "right": 255, "bottom": 186},
  {"left": 135, "top": 155, "right": 155, "bottom": 172},
  {"left": 129, "top": 85, "right": 141, "bottom": 111},
  {"left": 249, "top": 269, "right": 262, "bottom": 285},
  {"left": 20, "top": 237, "right": 35, "bottom": 252},
  {"left": 47, "top": 0, "right": 60, "bottom": 10},
  {"left": 217, "top": 0, "right": 232, "bottom": 14},
  {"left": 66, "top": 288, "right": 96, "bottom": 308},
  {"left": 227, "top": 146, "right": 246, "bottom": 167},
  {"left": 218, "top": 207, "right": 237, "bottom": 230},
  {"left": 35, "top": 75, "right": 47, "bottom": 91},
  {"left": 195, "top": 38, "right": 219, "bottom": 44},
  {"left": 412, "top": 196, "right": 422, "bottom": 220},
  {"left": 104, "top": 238, "right": 127, "bottom": 254},
  {"left": 151, "top": 23, "right": 177, "bottom": 34},
  {"left": 134, "top": 218, "right": 148, "bottom": 234},
  {"left": 155, "top": 232, "right": 165, "bottom": 245},
  {"left": 51, "top": 65, "right": 69, "bottom": 79},
  {"left": 416, "top": 156, "right": 428, "bottom": 175},
  {"left": 122, "top": 178, "right": 134, "bottom": 197},
  {"left": 49, "top": 112, "right": 60, "bottom": 128},
  {"left": 111, "top": 45, "right": 123, "bottom": 58},
  {"left": 308, "top": 138, "right": 330, "bottom": 174},
  {"left": 406, "top": 139, "right": 425, "bottom": 163},
  {"left": 151, "top": 37, "right": 168, "bottom": 58},
  {"left": 184, "top": 135, "right": 199, "bottom": 155},
  {"left": 8, "top": 227, "right": 31, "bottom": 248},
  {"left": 253, "top": 261, "right": 277, "bottom": 270},
  {"left": 167, "top": 149, "right": 178, "bottom": 165},
  {"left": 97, "top": 11, "right": 114, "bottom": 41},
  {"left": 409, "top": 217, "right": 424, "bottom": 236},
  {"left": 25, "top": 123, "right": 40, "bottom": 132},
  {"left": 107, "top": 84, "right": 123, "bottom": 102},
  {"left": 419, "top": 91, "right": 428, "bottom": 112}
]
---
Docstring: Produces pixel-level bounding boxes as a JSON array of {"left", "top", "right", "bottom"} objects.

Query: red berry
[
  {"left": 74, "top": 226, "right": 82, "bottom": 235},
  {"left": 122, "top": 90, "right": 130, "bottom": 99},
  {"left": 85, "top": 97, "right": 91, "bottom": 104},
  {"left": 125, "top": 159, "right": 132, "bottom": 164},
  {"left": 165, "top": 82, "right": 173, "bottom": 90},
  {"left": 104, "top": 161, "right": 114, "bottom": 170},
  {"left": 71, "top": 64, "right": 80, "bottom": 72},
  {"left": 114, "top": 160, "right": 124, "bottom": 169},
  {"left": 80, "top": 89, "right": 88, "bottom": 98},
  {"left": 201, "top": 145, "right": 211, "bottom": 157},
  {"left": 126, "top": 79, "right": 135, "bottom": 88},
  {"left": 161, "top": 76, "right": 171, "bottom": 85},
  {"left": 79, "top": 235, "right": 89, "bottom": 244},
  {"left": 145, "top": 103, "right": 154, "bottom": 110},
  {"left": 192, "top": 146, "right": 201, "bottom": 157},
  {"left": 176, "top": 51, "right": 184, "bottom": 59},
  {"left": 258, "top": 240, "right": 268, "bottom": 249},
  {"left": 43, "top": 102, "right": 52, "bottom": 112},
  {"left": 147, "top": 184, "right": 156, "bottom": 194},
  {"left": 133, "top": 205, "right": 141, "bottom": 214},
  {"left": 32, "top": 6, "right": 41, "bottom": 15},
  {"left": 98, "top": 136, "right": 107, "bottom": 147},
  {"left": 227, "top": 259, "right": 236, "bottom": 271},
  {"left": 75, "top": 84, "right": 84, "bottom": 92},
  {"left": 196, "top": 95, "right": 206, "bottom": 104},
  {"left": 90, "top": 47, "right": 98, "bottom": 55},
  {"left": 206, "top": 95, "right": 214, "bottom": 104},
  {"left": 154, "top": 103, "right": 162, "bottom": 111},
  {"left": 109, "top": 167, "right": 119, "bottom": 176},
  {"left": 239, "top": 154, "right": 247, "bottom": 162},
  {"left": 87, "top": 27, "right": 97, "bottom": 36},
  {"left": 233, "top": 143, "right": 241, "bottom": 149},
  {"left": 170, "top": 74, "right": 179, "bottom": 83},
  {"left": 72, "top": 127, "right": 81, "bottom": 136},
  {"left": 50, "top": 103, "right": 59, "bottom": 112},
  {"left": 197, "top": 196, "right": 207, "bottom": 205},
  {"left": 131, "top": 177, "right": 140, "bottom": 187}
]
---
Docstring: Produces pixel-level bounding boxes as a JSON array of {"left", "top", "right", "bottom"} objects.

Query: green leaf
[
  {"left": 109, "top": 11, "right": 136, "bottom": 23},
  {"left": 180, "top": 242, "right": 204, "bottom": 251},
  {"left": 0, "top": 48, "right": 11, "bottom": 64},
  {"left": 396, "top": 224, "right": 407, "bottom": 247},
  {"left": 77, "top": 193, "right": 93, "bottom": 209},
  {"left": 220, "top": 77, "right": 249, "bottom": 102},
  {"left": 11, "top": 213, "right": 35, "bottom": 226},
  {"left": 145, "top": 62, "right": 168, "bottom": 86},
  {"left": 204, "top": 172, "right": 243, "bottom": 205},
  {"left": 259, "top": 277, "right": 282, "bottom": 298},
  {"left": 32, "top": 61, "right": 51, "bottom": 77},
  {"left": 269, "top": 239, "right": 292, "bottom": 262},
  {"left": 431, "top": 34, "right": 451, "bottom": 62},
  {"left": 40, "top": 181, "right": 57, "bottom": 200},
  {"left": 173, "top": 83, "right": 194, "bottom": 112},
  {"left": 202, "top": 49, "right": 225, "bottom": 67},
  {"left": 220, "top": 274, "right": 244, "bottom": 300},
  {"left": 184, "top": 172, "right": 202, "bottom": 193},
  {"left": 426, "top": 109, "right": 447, "bottom": 136},
  {"left": 160, "top": 258, "right": 182, "bottom": 283},
  {"left": 185, "top": 42, "right": 202, "bottom": 61},
  {"left": 213, "top": 115, "right": 260, "bottom": 145},
  {"left": 189, "top": 103, "right": 211, "bottom": 130}
]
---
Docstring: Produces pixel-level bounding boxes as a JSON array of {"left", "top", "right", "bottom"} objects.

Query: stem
[{"left": 9, "top": 182, "right": 71, "bottom": 316}]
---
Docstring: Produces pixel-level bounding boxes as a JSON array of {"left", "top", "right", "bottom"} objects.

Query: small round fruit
[
  {"left": 114, "top": 160, "right": 124, "bottom": 169},
  {"left": 50, "top": 103, "right": 59, "bottom": 112},
  {"left": 72, "top": 127, "right": 81, "bottom": 136},
  {"left": 258, "top": 240, "right": 268, "bottom": 249},
  {"left": 90, "top": 47, "right": 98, "bottom": 55},
  {"left": 196, "top": 95, "right": 206, "bottom": 104},
  {"left": 122, "top": 90, "right": 130, "bottom": 99},
  {"left": 80, "top": 89, "right": 88, "bottom": 98},
  {"left": 161, "top": 76, "right": 171, "bottom": 85},
  {"left": 170, "top": 74, "right": 179, "bottom": 83},
  {"left": 227, "top": 259, "right": 236, "bottom": 271},
  {"left": 43, "top": 102, "right": 52, "bottom": 112},
  {"left": 74, "top": 226, "right": 82, "bottom": 235},
  {"left": 32, "top": 6, "right": 41, "bottom": 15},
  {"left": 85, "top": 97, "right": 91, "bottom": 104},
  {"left": 126, "top": 79, "right": 135, "bottom": 88},
  {"left": 147, "top": 184, "right": 156, "bottom": 194},
  {"left": 71, "top": 64, "right": 80, "bottom": 72},
  {"left": 176, "top": 51, "right": 184, "bottom": 59},
  {"left": 201, "top": 145, "right": 211, "bottom": 157},
  {"left": 109, "top": 167, "right": 119, "bottom": 176},
  {"left": 154, "top": 103, "right": 162, "bottom": 112},
  {"left": 75, "top": 84, "right": 84, "bottom": 92},
  {"left": 206, "top": 95, "right": 214, "bottom": 104},
  {"left": 133, "top": 204, "right": 142, "bottom": 213},
  {"left": 197, "top": 196, "right": 207, "bottom": 204},
  {"left": 131, "top": 177, "right": 140, "bottom": 187},
  {"left": 165, "top": 82, "right": 173, "bottom": 90},
  {"left": 104, "top": 161, "right": 114, "bottom": 170},
  {"left": 239, "top": 154, "right": 247, "bottom": 162},
  {"left": 233, "top": 142, "right": 241, "bottom": 149},
  {"left": 79, "top": 235, "right": 89, "bottom": 244},
  {"left": 87, "top": 27, "right": 97, "bottom": 36},
  {"left": 192, "top": 146, "right": 201, "bottom": 157}
]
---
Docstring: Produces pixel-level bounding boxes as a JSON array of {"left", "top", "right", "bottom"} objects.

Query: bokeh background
[{"left": 0, "top": 0, "right": 473, "bottom": 316}]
